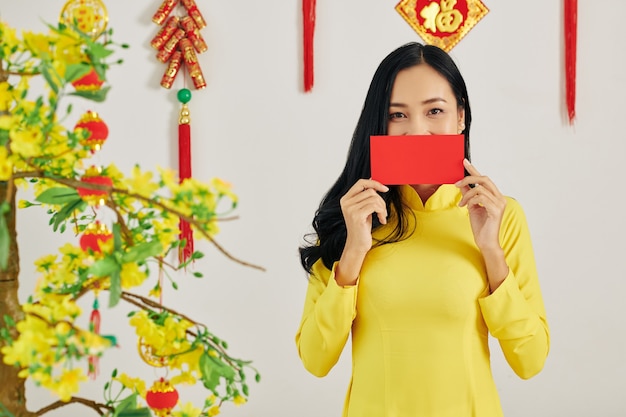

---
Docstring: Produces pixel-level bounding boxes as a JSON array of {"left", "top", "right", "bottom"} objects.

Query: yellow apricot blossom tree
[{"left": 0, "top": 20, "right": 260, "bottom": 417}]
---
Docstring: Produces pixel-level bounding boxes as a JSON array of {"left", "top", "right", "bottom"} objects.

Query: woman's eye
[
  {"left": 428, "top": 108, "right": 443, "bottom": 115},
  {"left": 388, "top": 112, "right": 406, "bottom": 120}
]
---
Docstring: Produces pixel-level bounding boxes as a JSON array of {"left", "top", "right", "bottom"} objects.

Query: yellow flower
[
  {"left": 52, "top": 26, "right": 83, "bottom": 65},
  {"left": 0, "top": 113, "right": 13, "bottom": 129},
  {"left": 207, "top": 406, "right": 220, "bottom": 416},
  {"left": 35, "top": 254, "right": 58, "bottom": 272},
  {"left": 22, "top": 31, "right": 51, "bottom": 57},
  {"left": 169, "top": 346, "right": 202, "bottom": 372},
  {"left": 103, "top": 163, "right": 125, "bottom": 184},
  {"left": 148, "top": 284, "right": 161, "bottom": 299},
  {"left": 126, "top": 165, "right": 159, "bottom": 197},
  {"left": 120, "top": 262, "right": 147, "bottom": 289},
  {"left": 153, "top": 215, "right": 179, "bottom": 248},
  {"left": 55, "top": 321, "right": 72, "bottom": 336},
  {"left": 233, "top": 395, "right": 246, "bottom": 406},
  {"left": 0, "top": 23, "right": 20, "bottom": 58},
  {"left": 0, "top": 146, "right": 13, "bottom": 180},
  {"left": 115, "top": 373, "right": 147, "bottom": 397},
  {"left": 10, "top": 125, "right": 43, "bottom": 158},
  {"left": 211, "top": 178, "right": 237, "bottom": 204},
  {"left": 0, "top": 82, "right": 12, "bottom": 111},
  {"left": 172, "top": 402, "right": 202, "bottom": 417},
  {"left": 170, "top": 371, "right": 196, "bottom": 386},
  {"left": 49, "top": 368, "right": 86, "bottom": 402},
  {"left": 158, "top": 166, "right": 178, "bottom": 188}
]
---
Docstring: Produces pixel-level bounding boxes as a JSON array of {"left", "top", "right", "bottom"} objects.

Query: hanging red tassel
[
  {"left": 564, "top": 0, "right": 577, "bottom": 124},
  {"left": 88, "top": 295, "right": 101, "bottom": 379},
  {"left": 303, "top": 0, "right": 316, "bottom": 92},
  {"left": 177, "top": 88, "right": 194, "bottom": 264}
]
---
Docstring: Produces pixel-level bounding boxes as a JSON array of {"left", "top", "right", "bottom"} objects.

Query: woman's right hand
[{"left": 335, "top": 179, "right": 389, "bottom": 286}]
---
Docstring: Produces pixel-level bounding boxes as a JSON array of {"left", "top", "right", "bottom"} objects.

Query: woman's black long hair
[{"left": 299, "top": 42, "right": 472, "bottom": 273}]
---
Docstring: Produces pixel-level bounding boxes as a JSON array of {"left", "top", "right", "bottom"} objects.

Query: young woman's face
[{"left": 387, "top": 64, "right": 465, "bottom": 136}]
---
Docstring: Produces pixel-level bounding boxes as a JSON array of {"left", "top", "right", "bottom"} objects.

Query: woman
[{"left": 295, "top": 42, "right": 549, "bottom": 417}]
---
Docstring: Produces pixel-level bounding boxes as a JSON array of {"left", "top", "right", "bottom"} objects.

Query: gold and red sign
[
  {"left": 396, "top": 0, "right": 489, "bottom": 52},
  {"left": 60, "top": 0, "right": 109, "bottom": 38}
]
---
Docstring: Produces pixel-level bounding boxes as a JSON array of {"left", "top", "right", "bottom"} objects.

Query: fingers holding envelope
[
  {"left": 455, "top": 159, "right": 507, "bottom": 249},
  {"left": 340, "top": 179, "right": 389, "bottom": 253},
  {"left": 456, "top": 159, "right": 506, "bottom": 210}
]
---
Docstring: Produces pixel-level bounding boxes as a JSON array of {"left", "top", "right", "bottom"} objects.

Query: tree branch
[
  {"left": 13, "top": 170, "right": 265, "bottom": 271},
  {"left": 33, "top": 396, "right": 113, "bottom": 416}
]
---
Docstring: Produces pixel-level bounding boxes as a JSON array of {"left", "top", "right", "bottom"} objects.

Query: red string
[
  {"left": 303, "top": 0, "right": 316, "bottom": 92},
  {"left": 178, "top": 122, "right": 193, "bottom": 263},
  {"left": 564, "top": 0, "right": 577, "bottom": 124}
]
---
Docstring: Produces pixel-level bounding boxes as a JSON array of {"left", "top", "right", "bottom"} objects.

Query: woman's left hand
[{"left": 455, "top": 159, "right": 507, "bottom": 251}]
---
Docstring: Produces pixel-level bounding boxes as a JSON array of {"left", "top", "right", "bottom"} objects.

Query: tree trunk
[{"left": 0, "top": 181, "right": 34, "bottom": 417}]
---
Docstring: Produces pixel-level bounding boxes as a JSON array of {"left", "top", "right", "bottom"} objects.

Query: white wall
[{"left": 1, "top": 0, "right": 625, "bottom": 416}]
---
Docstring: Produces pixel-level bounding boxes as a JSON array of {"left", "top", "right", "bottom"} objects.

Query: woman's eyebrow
[{"left": 389, "top": 97, "right": 448, "bottom": 107}]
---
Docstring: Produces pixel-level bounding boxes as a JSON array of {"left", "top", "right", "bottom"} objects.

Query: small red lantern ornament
[
  {"left": 77, "top": 166, "right": 113, "bottom": 206},
  {"left": 79, "top": 221, "right": 113, "bottom": 254},
  {"left": 71, "top": 68, "right": 105, "bottom": 91},
  {"left": 75, "top": 110, "right": 109, "bottom": 152},
  {"left": 146, "top": 378, "right": 179, "bottom": 417}
]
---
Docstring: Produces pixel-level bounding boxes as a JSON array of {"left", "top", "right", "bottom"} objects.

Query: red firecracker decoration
[
  {"left": 77, "top": 166, "right": 113, "bottom": 206},
  {"left": 80, "top": 221, "right": 113, "bottom": 254},
  {"left": 146, "top": 378, "right": 179, "bottom": 417},
  {"left": 71, "top": 68, "right": 105, "bottom": 91},
  {"left": 75, "top": 110, "right": 109, "bottom": 153},
  {"left": 177, "top": 88, "right": 194, "bottom": 264},
  {"left": 303, "top": 0, "right": 316, "bottom": 92},
  {"left": 151, "top": 0, "right": 208, "bottom": 90},
  {"left": 564, "top": 0, "right": 577, "bottom": 124}
]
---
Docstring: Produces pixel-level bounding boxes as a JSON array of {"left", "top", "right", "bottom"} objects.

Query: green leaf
[
  {"left": 41, "top": 66, "right": 60, "bottom": 94},
  {"left": 0, "top": 129, "right": 9, "bottom": 146},
  {"left": 192, "top": 271, "right": 203, "bottom": 278},
  {"left": 88, "top": 42, "right": 114, "bottom": 60},
  {"left": 3, "top": 314, "right": 15, "bottom": 327},
  {"left": 64, "top": 63, "right": 92, "bottom": 83},
  {"left": 51, "top": 198, "right": 87, "bottom": 232},
  {"left": 109, "top": 269, "right": 122, "bottom": 307},
  {"left": 191, "top": 251, "right": 205, "bottom": 260},
  {"left": 112, "top": 394, "right": 140, "bottom": 417},
  {"left": 68, "top": 86, "right": 111, "bottom": 103},
  {"left": 207, "top": 352, "right": 236, "bottom": 382},
  {"left": 36, "top": 187, "right": 80, "bottom": 204},
  {"left": 0, "top": 203, "right": 10, "bottom": 271},
  {"left": 89, "top": 257, "right": 119, "bottom": 277},
  {"left": 112, "top": 223, "right": 122, "bottom": 251},
  {"left": 199, "top": 351, "right": 221, "bottom": 391},
  {"left": 121, "top": 240, "right": 163, "bottom": 264},
  {"left": 117, "top": 409, "right": 151, "bottom": 417}
]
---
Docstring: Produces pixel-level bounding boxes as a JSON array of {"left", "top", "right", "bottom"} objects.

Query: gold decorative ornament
[
  {"left": 60, "top": 0, "right": 109, "bottom": 38},
  {"left": 138, "top": 337, "right": 168, "bottom": 368},
  {"left": 396, "top": 0, "right": 489, "bottom": 52}
]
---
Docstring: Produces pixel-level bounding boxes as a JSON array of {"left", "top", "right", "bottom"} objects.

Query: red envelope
[{"left": 370, "top": 134, "right": 464, "bottom": 185}]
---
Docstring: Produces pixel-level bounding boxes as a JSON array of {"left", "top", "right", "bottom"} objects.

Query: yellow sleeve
[
  {"left": 478, "top": 197, "right": 550, "bottom": 379},
  {"left": 295, "top": 260, "right": 358, "bottom": 377}
]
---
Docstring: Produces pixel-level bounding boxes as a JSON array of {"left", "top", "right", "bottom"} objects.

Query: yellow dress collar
[{"left": 399, "top": 184, "right": 462, "bottom": 212}]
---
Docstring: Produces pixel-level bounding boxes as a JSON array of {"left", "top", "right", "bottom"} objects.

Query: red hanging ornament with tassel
[
  {"left": 564, "top": 0, "right": 577, "bottom": 125},
  {"left": 303, "top": 0, "right": 316, "bottom": 92},
  {"left": 88, "top": 293, "right": 101, "bottom": 379},
  {"left": 177, "top": 88, "right": 194, "bottom": 264}
]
